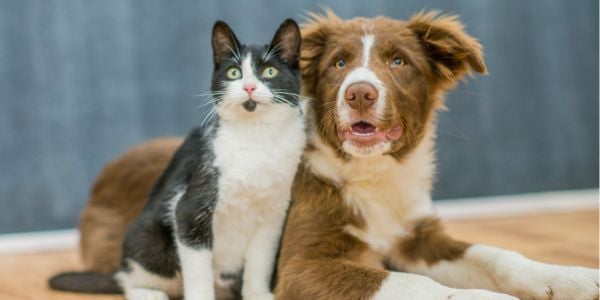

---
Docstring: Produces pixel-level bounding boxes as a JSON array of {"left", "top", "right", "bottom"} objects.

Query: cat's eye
[
  {"left": 335, "top": 59, "right": 346, "bottom": 69},
  {"left": 262, "top": 66, "right": 279, "bottom": 78},
  {"left": 390, "top": 57, "right": 406, "bottom": 67},
  {"left": 226, "top": 67, "right": 242, "bottom": 79}
]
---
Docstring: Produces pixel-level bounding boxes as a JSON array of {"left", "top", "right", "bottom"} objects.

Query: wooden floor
[{"left": 0, "top": 210, "right": 597, "bottom": 300}]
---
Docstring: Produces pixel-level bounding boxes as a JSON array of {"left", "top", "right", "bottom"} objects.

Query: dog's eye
[
  {"left": 335, "top": 59, "right": 346, "bottom": 69},
  {"left": 226, "top": 67, "right": 242, "bottom": 79},
  {"left": 390, "top": 57, "right": 406, "bottom": 67}
]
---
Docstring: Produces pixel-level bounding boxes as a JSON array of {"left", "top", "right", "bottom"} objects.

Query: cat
[{"left": 50, "top": 19, "right": 304, "bottom": 300}]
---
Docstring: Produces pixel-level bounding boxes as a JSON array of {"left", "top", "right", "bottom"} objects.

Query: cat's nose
[{"left": 243, "top": 84, "right": 256, "bottom": 96}]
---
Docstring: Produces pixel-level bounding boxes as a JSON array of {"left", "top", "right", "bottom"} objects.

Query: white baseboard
[
  {"left": 0, "top": 228, "right": 78, "bottom": 255},
  {"left": 0, "top": 189, "right": 597, "bottom": 255},
  {"left": 435, "top": 189, "right": 598, "bottom": 220}
]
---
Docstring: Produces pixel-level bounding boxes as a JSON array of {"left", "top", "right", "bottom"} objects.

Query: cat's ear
[
  {"left": 268, "top": 19, "right": 301, "bottom": 68},
  {"left": 212, "top": 21, "right": 241, "bottom": 66}
]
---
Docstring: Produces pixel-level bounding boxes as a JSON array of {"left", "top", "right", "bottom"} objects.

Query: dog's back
[{"left": 79, "top": 137, "right": 181, "bottom": 273}]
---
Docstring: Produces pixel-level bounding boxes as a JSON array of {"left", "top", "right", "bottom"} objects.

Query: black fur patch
[{"left": 121, "top": 126, "right": 218, "bottom": 277}]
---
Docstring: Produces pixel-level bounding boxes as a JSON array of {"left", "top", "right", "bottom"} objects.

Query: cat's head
[{"left": 210, "top": 19, "right": 302, "bottom": 122}]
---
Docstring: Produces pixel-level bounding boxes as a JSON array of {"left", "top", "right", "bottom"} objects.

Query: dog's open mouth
[
  {"left": 338, "top": 121, "right": 403, "bottom": 145},
  {"left": 351, "top": 121, "right": 377, "bottom": 136}
]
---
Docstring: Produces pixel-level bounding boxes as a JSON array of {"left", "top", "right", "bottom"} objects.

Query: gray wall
[{"left": 0, "top": 0, "right": 597, "bottom": 234}]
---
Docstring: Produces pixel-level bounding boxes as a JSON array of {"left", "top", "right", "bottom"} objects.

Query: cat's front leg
[
  {"left": 176, "top": 239, "right": 214, "bottom": 300},
  {"left": 175, "top": 189, "right": 217, "bottom": 300},
  {"left": 242, "top": 219, "right": 285, "bottom": 300}
]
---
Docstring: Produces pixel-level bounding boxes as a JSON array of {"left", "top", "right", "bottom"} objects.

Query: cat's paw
[
  {"left": 244, "top": 292, "right": 274, "bottom": 300},
  {"left": 502, "top": 262, "right": 599, "bottom": 299},
  {"left": 127, "top": 287, "right": 170, "bottom": 300},
  {"left": 447, "top": 289, "right": 518, "bottom": 300}
]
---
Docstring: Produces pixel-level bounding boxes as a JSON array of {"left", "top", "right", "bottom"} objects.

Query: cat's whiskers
[
  {"left": 194, "top": 92, "right": 226, "bottom": 110},
  {"left": 222, "top": 43, "right": 242, "bottom": 63},
  {"left": 200, "top": 107, "right": 218, "bottom": 127},
  {"left": 271, "top": 90, "right": 302, "bottom": 97},
  {"left": 262, "top": 42, "right": 283, "bottom": 61},
  {"left": 195, "top": 98, "right": 223, "bottom": 110},
  {"left": 272, "top": 96, "right": 297, "bottom": 109},
  {"left": 192, "top": 91, "right": 227, "bottom": 98}
]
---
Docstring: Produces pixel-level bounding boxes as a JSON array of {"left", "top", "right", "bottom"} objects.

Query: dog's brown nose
[{"left": 344, "top": 82, "right": 378, "bottom": 111}]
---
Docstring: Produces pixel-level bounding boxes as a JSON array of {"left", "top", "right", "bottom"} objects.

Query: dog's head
[{"left": 302, "top": 11, "right": 486, "bottom": 159}]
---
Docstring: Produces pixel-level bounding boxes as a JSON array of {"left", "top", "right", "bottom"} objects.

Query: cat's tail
[{"left": 48, "top": 271, "right": 122, "bottom": 294}]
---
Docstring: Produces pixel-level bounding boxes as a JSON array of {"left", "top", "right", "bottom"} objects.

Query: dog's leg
[
  {"left": 276, "top": 256, "right": 515, "bottom": 300},
  {"left": 392, "top": 217, "right": 600, "bottom": 299}
]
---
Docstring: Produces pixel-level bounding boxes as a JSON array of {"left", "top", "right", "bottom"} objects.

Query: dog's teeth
[{"left": 354, "top": 132, "right": 374, "bottom": 136}]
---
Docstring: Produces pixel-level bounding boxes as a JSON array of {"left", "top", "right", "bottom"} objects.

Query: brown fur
[
  {"left": 275, "top": 11, "right": 486, "bottom": 299},
  {"left": 301, "top": 11, "right": 485, "bottom": 161},
  {"left": 79, "top": 137, "right": 181, "bottom": 273},
  {"left": 74, "top": 10, "right": 486, "bottom": 298},
  {"left": 397, "top": 217, "right": 469, "bottom": 266},
  {"left": 275, "top": 163, "right": 387, "bottom": 300}
]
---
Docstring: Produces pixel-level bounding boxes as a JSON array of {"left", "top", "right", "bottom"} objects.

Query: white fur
[
  {"left": 308, "top": 89, "right": 599, "bottom": 299},
  {"left": 374, "top": 272, "right": 517, "bottom": 300},
  {"left": 115, "top": 259, "right": 182, "bottom": 299},
  {"left": 120, "top": 50, "right": 304, "bottom": 299},
  {"left": 218, "top": 54, "right": 277, "bottom": 121},
  {"left": 127, "top": 288, "right": 169, "bottom": 300},
  {"left": 210, "top": 53, "right": 306, "bottom": 299},
  {"left": 211, "top": 112, "right": 304, "bottom": 299},
  {"left": 306, "top": 126, "right": 436, "bottom": 254},
  {"left": 306, "top": 26, "right": 600, "bottom": 300},
  {"left": 336, "top": 69, "right": 387, "bottom": 123},
  {"left": 165, "top": 187, "right": 186, "bottom": 225},
  {"left": 361, "top": 35, "right": 375, "bottom": 67},
  {"left": 241, "top": 54, "right": 259, "bottom": 86},
  {"left": 335, "top": 35, "right": 389, "bottom": 157},
  {"left": 242, "top": 224, "right": 283, "bottom": 300},
  {"left": 176, "top": 242, "right": 214, "bottom": 300},
  {"left": 403, "top": 245, "right": 600, "bottom": 299}
]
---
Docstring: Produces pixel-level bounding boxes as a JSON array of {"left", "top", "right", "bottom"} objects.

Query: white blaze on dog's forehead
[
  {"left": 361, "top": 35, "right": 375, "bottom": 67},
  {"left": 333, "top": 33, "right": 389, "bottom": 157},
  {"left": 241, "top": 53, "right": 258, "bottom": 85}
]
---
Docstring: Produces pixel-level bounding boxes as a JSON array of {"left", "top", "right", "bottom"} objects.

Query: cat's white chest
[{"left": 210, "top": 115, "right": 305, "bottom": 276}]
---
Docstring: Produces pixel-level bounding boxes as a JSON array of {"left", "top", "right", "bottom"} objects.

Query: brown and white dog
[
  {"left": 66, "top": 11, "right": 598, "bottom": 300},
  {"left": 273, "top": 11, "right": 599, "bottom": 300}
]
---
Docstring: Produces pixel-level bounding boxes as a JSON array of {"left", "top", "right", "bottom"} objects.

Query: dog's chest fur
[
  {"left": 306, "top": 132, "right": 436, "bottom": 254},
  {"left": 211, "top": 118, "right": 305, "bottom": 272}
]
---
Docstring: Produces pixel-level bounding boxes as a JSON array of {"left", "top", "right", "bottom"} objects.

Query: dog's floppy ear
[
  {"left": 212, "top": 20, "right": 241, "bottom": 67},
  {"left": 269, "top": 19, "right": 301, "bottom": 68},
  {"left": 300, "top": 10, "right": 341, "bottom": 97},
  {"left": 407, "top": 12, "right": 487, "bottom": 83}
]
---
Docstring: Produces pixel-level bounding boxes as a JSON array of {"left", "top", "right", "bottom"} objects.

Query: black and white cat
[{"left": 113, "top": 20, "right": 304, "bottom": 300}]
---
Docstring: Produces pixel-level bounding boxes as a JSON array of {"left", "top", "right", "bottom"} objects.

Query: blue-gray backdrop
[{"left": 0, "top": 0, "right": 598, "bottom": 234}]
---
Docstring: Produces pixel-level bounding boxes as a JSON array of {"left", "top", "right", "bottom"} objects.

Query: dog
[
  {"left": 273, "top": 11, "right": 599, "bottom": 299},
  {"left": 78, "top": 137, "right": 182, "bottom": 273},
  {"left": 62, "top": 11, "right": 598, "bottom": 300}
]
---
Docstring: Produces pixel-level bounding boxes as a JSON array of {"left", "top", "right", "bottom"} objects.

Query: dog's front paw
[
  {"left": 447, "top": 288, "right": 518, "bottom": 300},
  {"left": 503, "top": 262, "right": 599, "bottom": 299},
  {"left": 244, "top": 292, "right": 274, "bottom": 300}
]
